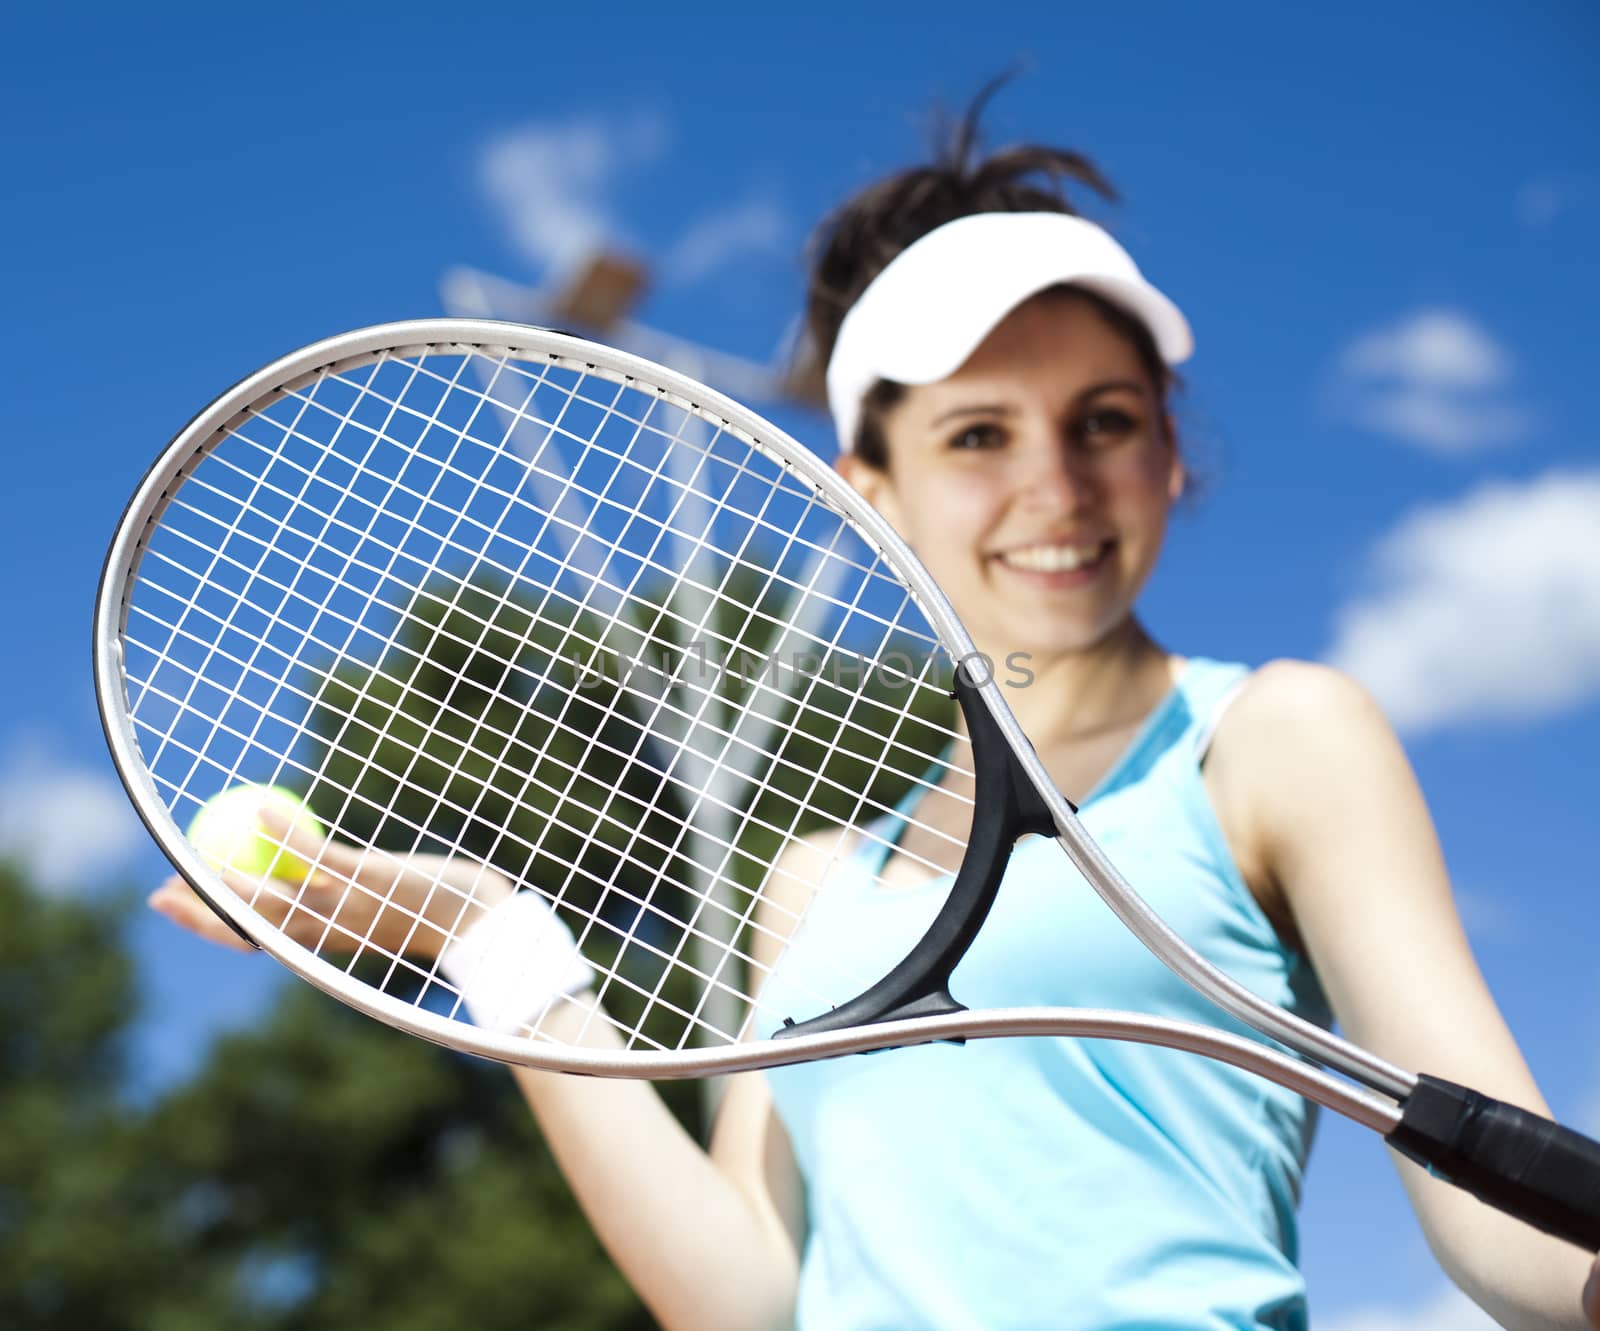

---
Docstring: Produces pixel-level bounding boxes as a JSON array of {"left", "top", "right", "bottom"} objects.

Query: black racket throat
[{"left": 775, "top": 670, "right": 1061, "bottom": 1041}]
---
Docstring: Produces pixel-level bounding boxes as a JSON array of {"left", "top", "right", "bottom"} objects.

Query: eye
[
  {"left": 946, "top": 422, "right": 1007, "bottom": 451},
  {"left": 1076, "top": 406, "right": 1140, "bottom": 446}
]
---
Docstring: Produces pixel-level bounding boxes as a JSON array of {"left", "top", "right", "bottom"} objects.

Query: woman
[{"left": 152, "top": 110, "right": 1600, "bottom": 1330}]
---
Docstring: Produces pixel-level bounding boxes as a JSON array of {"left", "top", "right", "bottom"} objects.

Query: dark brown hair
[{"left": 804, "top": 80, "right": 1179, "bottom": 467}]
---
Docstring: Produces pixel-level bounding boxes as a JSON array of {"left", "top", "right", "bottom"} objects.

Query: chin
[{"left": 967, "top": 626, "right": 1110, "bottom": 670}]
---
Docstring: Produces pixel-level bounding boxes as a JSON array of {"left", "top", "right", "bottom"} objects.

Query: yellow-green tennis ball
[{"left": 186, "top": 784, "right": 325, "bottom": 882}]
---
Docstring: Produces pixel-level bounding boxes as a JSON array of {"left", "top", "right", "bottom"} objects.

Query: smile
[{"left": 993, "top": 539, "right": 1114, "bottom": 574}]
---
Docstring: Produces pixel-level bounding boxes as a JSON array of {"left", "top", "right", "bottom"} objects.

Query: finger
[
  {"left": 147, "top": 882, "right": 256, "bottom": 953},
  {"left": 215, "top": 862, "right": 376, "bottom": 952},
  {"left": 1583, "top": 1256, "right": 1599, "bottom": 1328},
  {"left": 215, "top": 864, "right": 306, "bottom": 928},
  {"left": 257, "top": 803, "right": 360, "bottom": 877}
]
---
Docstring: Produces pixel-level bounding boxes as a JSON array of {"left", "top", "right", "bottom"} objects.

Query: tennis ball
[{"left": 186, "top": 784, "right": 325, "bottom": 882}]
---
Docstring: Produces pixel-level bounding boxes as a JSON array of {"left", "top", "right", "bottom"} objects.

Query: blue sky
[{"left": 3, "top": 3, "right": 1597, "bottom": 1325}]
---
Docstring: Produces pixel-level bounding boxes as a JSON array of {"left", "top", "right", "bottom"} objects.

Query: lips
[{"left": 992, "top": 538, "right": 1114, "bottom": 575}]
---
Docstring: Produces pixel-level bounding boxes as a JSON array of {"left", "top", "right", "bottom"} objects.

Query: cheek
[
  {"left": 1108, "top": 446, "right": 1179, "bottom": 525},
  {"left": 890, "top": 475, "right": 1000, "bottom": 560}
]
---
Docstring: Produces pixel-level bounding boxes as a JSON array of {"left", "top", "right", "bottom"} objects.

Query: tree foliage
[
  {"left": 144, "top": 983, "right": 666, "bottom": 1331},
  {"left": 0, "top": 864, "right": 174, "bottom": 1330},
  {"left": 0, "top": 864, "right": 677, "bottom": 1329},
  {"left": 6, "top": 557, "right": 956, "bottom": 1326},
  {"left": 297, "top": 565, "right": 954, "bottom": 1050}
]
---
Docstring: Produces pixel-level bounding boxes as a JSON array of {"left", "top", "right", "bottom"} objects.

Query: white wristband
[{"left": 438, "top": 892, "right": 595, "bottom": 1034}]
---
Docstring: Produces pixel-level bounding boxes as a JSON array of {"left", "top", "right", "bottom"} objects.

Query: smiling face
[{"left": 839, "top": 288, "right": 1183, "bottom": 665}]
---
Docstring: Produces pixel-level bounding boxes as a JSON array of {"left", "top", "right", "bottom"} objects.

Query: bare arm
[
  {"left": 504, "top": 834, "right": 819, "bottom": 1331},
  {"left": 149, "top": 816, "right": 825, "bottom": 1331},
  {"left": 507, "top": 1013, "right": 798, "bottom": 1331},
  {"left": 1210, "top": 660, "right": 1594, "bottom": 1330}
]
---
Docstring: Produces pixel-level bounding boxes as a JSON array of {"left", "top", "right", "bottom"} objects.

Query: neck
[{"left": 985, "top": 618, "right": 1178, "bottom": 749}]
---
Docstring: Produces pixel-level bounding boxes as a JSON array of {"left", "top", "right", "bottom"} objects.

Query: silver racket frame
[{"left": 96, "top": 318, "right": 1407, "bottom": 1129}]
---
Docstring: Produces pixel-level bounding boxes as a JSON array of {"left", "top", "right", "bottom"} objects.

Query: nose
[{"left": 1015, "top": 434, "right": 1095, "bottom": 514}]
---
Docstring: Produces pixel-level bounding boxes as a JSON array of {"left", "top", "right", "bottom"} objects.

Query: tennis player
[{"left": 152, "top": 106, "right": 1600, "bottom": 1330}]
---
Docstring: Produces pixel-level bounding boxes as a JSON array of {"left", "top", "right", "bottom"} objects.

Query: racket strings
[
  {"left": 277, "top": 351, "right": 925, "bottom": 631},
  {"left": 211, "top": 859, "right": 745, "bottom": 1057},
  {"left": 130, "top": 499, "right": 967, "bottom": 873},
  {"left": 261, "top": 355, "right": 922, "bottom": 687},
  {"left": 153, "top": 391, "right": 963, "bottom": 794},
  {"left": 127, "top": 585, "right": 964, "bottom": 925},
  {"left": 125, "top": 350, "right": 447, "bottom": 769},
  {"left": 132, "top": 397, "right": 976, "bottom": 858},
  {"left": 134, "top": 489, "right": 947, "bottom": 1011},
  {"left": 128, "top": 631, "right": 963, "bottom": 988},
  {"left": 121, "top": 345, "right": 981, "bottom": 1050},
  {"left": 134, "top": 682, "right": 853, "bottom": 980}
]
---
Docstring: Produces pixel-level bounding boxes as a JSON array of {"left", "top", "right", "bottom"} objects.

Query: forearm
[
  {"left": 1382, "top": 1011, "right": 1590, "bottom": 1329},
  {"left": 1394, "top": 1149, "right": 1593, "bottom": 1331},
  {"left": 1376, "top": 997, "right": 1592, "bottom": 1328},
  {"left": 152, "top": 838, "right": 798, "bottom": 1323},
  {"left": 1227, "top": 666, "right": 1596, "bottom": 1327},
  {"left": 254, "top": 846, "right": 798, "bottom": 1324},
  {"left": 511, "top": 1001, "right": 798, "bottom": 1331}
]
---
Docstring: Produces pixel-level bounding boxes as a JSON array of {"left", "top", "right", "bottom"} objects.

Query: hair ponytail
[
  {"left": 802, "top": 76, "right": 1178, "bottom": 468},
  {"left": 805, "top": 74, "right": 1120, "bottom": 373}
]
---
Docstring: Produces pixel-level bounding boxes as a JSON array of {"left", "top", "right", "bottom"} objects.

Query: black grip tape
[{"left": 1386, "top": 1073, "right": 1600, "bottom": 1250}]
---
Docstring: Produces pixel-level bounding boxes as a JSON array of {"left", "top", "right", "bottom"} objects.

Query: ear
[
  {"left": 1167, "top": 453, "right": 1187, "bottom": 505},
  {"left": 835, "top": 453, "right": 903, "bottom": 529},
  {"left": 1163, "top": 416, "right": 1186, "bottom": 504}
]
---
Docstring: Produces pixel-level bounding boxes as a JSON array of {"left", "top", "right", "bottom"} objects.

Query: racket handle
[{"left": 1386, "top": 1074, "right": 1600, "bottom": 1250}]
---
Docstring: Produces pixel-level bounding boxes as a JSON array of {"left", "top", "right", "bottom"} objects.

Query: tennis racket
[{"left": 96, "top": 319, "right": 1600, "bottom": 1250}]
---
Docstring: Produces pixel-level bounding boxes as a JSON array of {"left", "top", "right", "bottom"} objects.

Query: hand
[
  {"left": 149, "top": 802, "right": 513, "bottom": 961},
  {"left": 1585, "top": 1254, "right": 1599, "bottom": 1329}
]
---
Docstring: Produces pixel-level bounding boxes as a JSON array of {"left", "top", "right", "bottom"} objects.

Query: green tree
[
  {"left": 0, "top": 558, "right": 958, "bottom": 1327},
  {"left": 0, "top": 863, "right": 687, "bottom": 1329},
  {"left": 0, "top": 865, "right": 218, "bottom": 1330},
  {"left": 145, "top": 982, "right": 669, "bottom": 1331},
  {"left": 294, "top": 564, "right": 954, "bottom": 1053}
]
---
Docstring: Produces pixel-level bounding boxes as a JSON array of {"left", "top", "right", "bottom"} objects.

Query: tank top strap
[
  {"left": 1192, "top": 667, "right": 1252, "bottom": 763},
  {"left": 1084, "top": 658, "right": 1253, "bottom": 804},
  {"left": 855, "top": 660, "right": 1252, "bottom": 865}
]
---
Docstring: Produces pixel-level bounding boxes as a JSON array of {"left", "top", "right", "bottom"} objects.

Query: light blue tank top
[{"left": 760, "top": 659, "right": 1333, "bottom": 1331}]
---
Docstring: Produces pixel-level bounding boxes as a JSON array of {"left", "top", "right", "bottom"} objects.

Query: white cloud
[
  {"left": 1351, "top": 389, "right": 1531, "bottom": 456},
  {"left": 1340, "top": 311, "right": 1509, "bottom": 391},
  {"left": 1515, "top": 179, "right": 1565, "bottom": 229},
  {"left": 661, "top": 194, "right": 787, "bottom": 286},
  {"left": 476, "top": 113, "right": 785, "bottom": 294},
  {"left": 0, "top": 738, "right": 145, "bottom": 895},
  {"left": 1333, "top": 310, "right": 1529, "bottom": 454},
  {"left": 1450, "top": 885, "right": 1523, "bottom": 946},
  {"left": 478, "top": 111, "right": 668, "bottom": 276},
  {"left": 1514, "top": 172, "right": 1592, "bottom": 229},
  {"left": 1318, "top": 1283, "right": 1499, "bottom": 1331},
  {"left": 1324, "top": 470, "right": 1600, "bottom": 733}
]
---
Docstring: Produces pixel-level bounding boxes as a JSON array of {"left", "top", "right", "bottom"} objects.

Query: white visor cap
[{"left": 825, "top": 211, "right": 1193, "bottom": 453}]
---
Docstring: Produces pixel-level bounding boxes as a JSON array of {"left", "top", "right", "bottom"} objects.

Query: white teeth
[{"left": 999, "top": 541, "right": 1107, "bottom": 573}]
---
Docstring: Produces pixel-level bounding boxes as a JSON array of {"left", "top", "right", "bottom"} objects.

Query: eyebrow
[{"left": 926, "top": 379, "right": 1147, "bottom": 429}]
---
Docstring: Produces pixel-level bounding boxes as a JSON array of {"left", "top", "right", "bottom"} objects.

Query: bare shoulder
[
  {"left": 765, "top": 823, "right": 855, "bottom": 907},
  {"left": 751, "top": 823, "right": 856, "bottom": 968},
  {"left": 1210, "top": 658, "right": 1404, "bottom": 795},
  {"left": 1205, "top": 660, "right": 1424, "bottom": 927},
  {"left": 1208, "top": 657, "right": 1452, "bottom": 937},
  {"left": 1224, "top": 658, "right": 1390, "bottom": 738}
]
